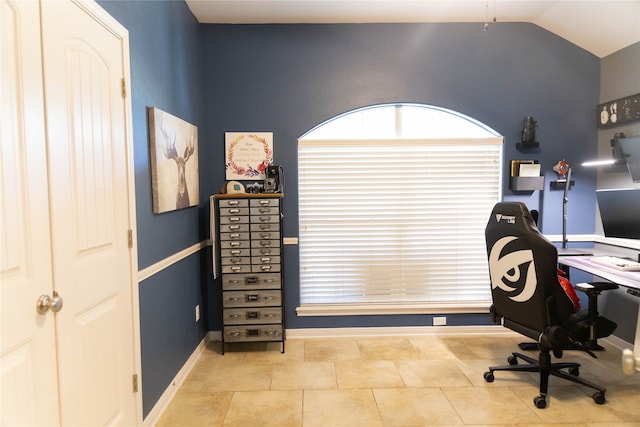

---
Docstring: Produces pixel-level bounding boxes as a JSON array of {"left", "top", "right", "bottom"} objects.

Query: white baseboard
[
  {"left": 143, "top": 336, "right": 210, "bottom": 427},
  {"left": 603, "top": 334, "right": 634, "bottom": 352},
  {"left": 284, "top": 325, "right": 516, "bottom": 339}
]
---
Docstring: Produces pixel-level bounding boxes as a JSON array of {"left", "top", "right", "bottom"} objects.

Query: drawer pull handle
[
  {"left": 260, "top": 249, "right": 272, "bottom": 254},
  {"left": 229, "top": 241, "right": 240, "bottom": 247},
  {"left": 265, "top": 330, "right": 279, "bottom": 336},
  {"left": 259, "top": 208, "right": 270, "bottom": 213},
  {"left": 230, "top": 250, "right": 241, "bottom": 255},
  {"left": 260, "top": 225, "right": 271, "bottom": 230},
  {"left": 229, "top": 209, "right": 240, "bottom": 214},
  {"left": 231, "top": 259, "right": 242, "bottom": 264},
  {"left": 261, "top": 266, "right": 272, "bottom": 271},
  {"left": 259, "top": 217, "right": 270, "bottom": 222},
  {"left": 229, "top": 217, "right": 241, "bottom": 222},
  {"left": 260, "top": 233, "right": 270, "bottom": 239},
  {"left": 260, "top": 241, "right": 272, "bottom": 247},
  {"left": 230, "top": 314, "right": 241, "bottom": 318},
  {"left": 229, "top": 331, "right": 241, "bottom": 337},
  {"left": 231, "top": 266, "right": 242, "bottom": 271},
  {"left": 259, "top": 200, "right": 270, "bottom": 205},
  {"left": 228, "top": 200, "right": 240, "bottom": 206},
  {"left": 229, "top": 279, "right": 241, "bottom": 284},
  {"left": 229, "top": 233, "right": 240, "bottom": 239},
  {"left": 228, "top": 297, "right": 241, "bottom": 301},
  {"left": 229, "top": 225, "right": 240, "bottom": 230},
  {"left": 261, "top": 257, "right": 272, "bottom": 262}
]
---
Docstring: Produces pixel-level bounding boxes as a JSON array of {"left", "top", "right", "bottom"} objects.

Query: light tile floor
[{"left": 157, "top": 335, "right": 640, "bottom": 426}]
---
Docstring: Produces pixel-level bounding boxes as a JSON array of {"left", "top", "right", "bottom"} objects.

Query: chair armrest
[{"left": 575, "top": 282, "right": 619, "bottom": 293}]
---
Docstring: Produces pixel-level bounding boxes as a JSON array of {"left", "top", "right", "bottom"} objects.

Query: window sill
[{"left": 296, "top": 302, "right": 491, "bottom": 317}]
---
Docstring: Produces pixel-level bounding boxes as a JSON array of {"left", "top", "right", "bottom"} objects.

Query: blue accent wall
[
  {"left": 200, "top": 23, "right": 600, "bottom": 329},
  {"left": 138, "top": 253, "right": 204, "bottom": 414},
  {"left": 97, "top": 0, "right": 207, "bottom": 418}
]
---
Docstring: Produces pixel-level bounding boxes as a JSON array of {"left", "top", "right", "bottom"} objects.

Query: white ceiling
[{"left": 186, "top": 0, "right": 640, "bottom": 58}]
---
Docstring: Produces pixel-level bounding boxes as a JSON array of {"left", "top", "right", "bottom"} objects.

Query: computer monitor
[
  {"left": 618, "top": 135, "right": 640, "bottom": 183},
  {"left": 596, "top": 188, "right": 640, "bottom": 239}
]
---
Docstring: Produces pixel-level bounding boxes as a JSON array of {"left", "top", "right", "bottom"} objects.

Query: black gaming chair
[{"left": 483, "top": 202, "right": 617, "bottom": 408}]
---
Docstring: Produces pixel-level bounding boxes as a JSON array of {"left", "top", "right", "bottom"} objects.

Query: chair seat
[{"left": 564, "top": 310, "right": 617, "bottom": 343}]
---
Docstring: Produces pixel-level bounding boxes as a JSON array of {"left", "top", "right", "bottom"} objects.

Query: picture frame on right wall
[{"left": 598, "top": 93, "right": 640, "bottom": 128}]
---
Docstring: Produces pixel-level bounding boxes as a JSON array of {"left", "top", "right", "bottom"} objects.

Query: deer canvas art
[{"left": 148, "top": 107, "right": 199, "bottom": 213}]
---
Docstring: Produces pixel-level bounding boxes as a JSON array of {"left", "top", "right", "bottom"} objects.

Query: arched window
[{"left": 297, "top": 104, "right": 503, "bottom": 316}]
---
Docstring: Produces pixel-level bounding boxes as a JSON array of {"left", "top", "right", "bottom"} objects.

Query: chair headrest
[{"left": 489, "top": 202, "right": 536, "bottom": 229}]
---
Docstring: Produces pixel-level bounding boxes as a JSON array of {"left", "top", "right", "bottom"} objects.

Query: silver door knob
[{"left": 37, "top": 292, "right": 63, "bottom": 314}]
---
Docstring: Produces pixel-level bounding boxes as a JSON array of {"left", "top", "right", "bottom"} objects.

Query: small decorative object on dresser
[{"left": 214, "top": 193, "right": 285, "bottom": 353}]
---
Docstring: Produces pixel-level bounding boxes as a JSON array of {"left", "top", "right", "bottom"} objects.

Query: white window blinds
[{"left": 298, "top": 138, "right": 503, "bottom": 312}]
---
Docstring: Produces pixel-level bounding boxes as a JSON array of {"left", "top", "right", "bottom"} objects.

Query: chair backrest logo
[
  {"left": 495, "top": 214, "right": 516, "bottom": 224},
  {"left": 489, "top": 235, "right": 537, "bottom": 302}
]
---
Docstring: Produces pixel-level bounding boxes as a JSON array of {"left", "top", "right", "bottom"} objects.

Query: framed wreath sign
[{"left": 225, "top": 132, "right": 273, "bottom": 180}]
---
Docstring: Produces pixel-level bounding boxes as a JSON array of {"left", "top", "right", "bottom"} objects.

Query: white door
[
  {"left": 1, "top": 0, "right": 138, "bottom": 425},
  {"left": 40, "top": 0, "right": 137, "bottom": 425},
  {"left": 1, "top": 1, "right": 61, "bottom": 425}
]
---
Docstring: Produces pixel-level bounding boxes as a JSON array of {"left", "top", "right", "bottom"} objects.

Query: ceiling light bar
[{"left": 581, "top": 159, "right": 617, "bottom": 167}]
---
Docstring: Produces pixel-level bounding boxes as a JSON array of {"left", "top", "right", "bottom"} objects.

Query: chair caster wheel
[
  {"left": 483, "top": 371, "right": 494, "bottom": 382},
  {"left": 569, "top": 366, "right": 580, "bottom": 376},
  {"left": 593, "top": 391, "right": 606, "bottom": 404},
  {"left": 508, "top": 355, "right": 518, "bottom": 365},
  {"left": 534, "top": 395, "right": 547, "bottom": 408}
]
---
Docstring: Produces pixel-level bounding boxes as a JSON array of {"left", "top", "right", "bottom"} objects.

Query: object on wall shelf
[
  {"left": 517, "top": 116, "right": 540, "bottom": 149},
  {"left": 550, "top": 159, "right": 574, "bottom": 189},
  {"left": 598, "top": 93, "right": 640, "bottom": 128},
  {"left": 509, "top": 159, "right": 543, "bottom": 191}
]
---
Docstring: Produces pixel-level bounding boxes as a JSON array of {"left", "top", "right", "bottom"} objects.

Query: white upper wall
[{"left": 186, "top": 0, "right": 640, "bottom": 58}]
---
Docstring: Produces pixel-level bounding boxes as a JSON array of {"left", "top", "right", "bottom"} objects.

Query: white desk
[{"left": 558, "top": 255, "right": 640, "bottom": 290}]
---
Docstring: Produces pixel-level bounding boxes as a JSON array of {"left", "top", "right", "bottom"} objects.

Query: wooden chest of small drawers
[{"left": 215, "top": 194, "right": 285, "bottom": 353}]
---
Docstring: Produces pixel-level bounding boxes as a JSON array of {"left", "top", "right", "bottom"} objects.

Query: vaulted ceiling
[{"left": 186, "top": 0, "right": 640, "bottom": 58}]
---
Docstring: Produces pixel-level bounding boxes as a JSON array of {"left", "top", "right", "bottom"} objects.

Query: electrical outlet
[
  {"left": 195, "top": 305, "right": 200, "bottom": 322},
  {"left": 433, "top": 316, "right": 446, "bottom": 326}
]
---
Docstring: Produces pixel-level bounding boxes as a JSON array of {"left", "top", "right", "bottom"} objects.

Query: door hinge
[
  {"left": 133, "top": 374, "right": 139, "bottom": 393},
  {"left": 128, "top": 229, "right": 133, "bottom": 249},
  {"left": 121, "top": 78, "right": 126, "bottom": 98}
]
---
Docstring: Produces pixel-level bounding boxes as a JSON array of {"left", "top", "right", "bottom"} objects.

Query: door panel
[
  {"left": 0, "top": 0, "right": 60, "bottom": 425},
  {"left": 40, "top": 1, "right": 136, "bottom": 425},
  {"left": 67, "top": 46, "right": 115, "bottom": 254}
]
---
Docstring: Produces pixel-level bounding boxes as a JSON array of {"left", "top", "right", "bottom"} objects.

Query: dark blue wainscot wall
[
  {"left": 98, "top": 0, "right": 207, "bottom": 418},
  {"left": 201, "top": 23, "right": 601, "bottom": 331}
]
